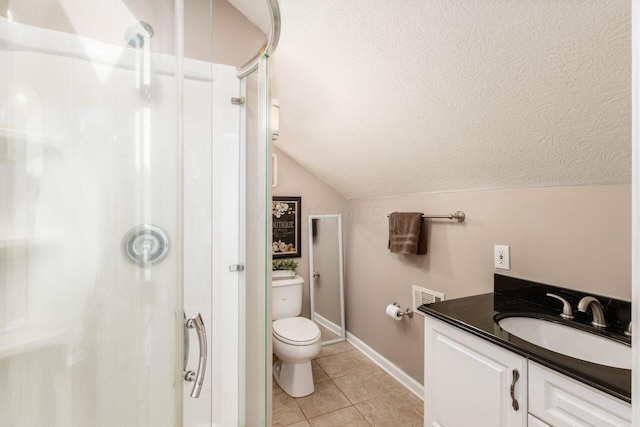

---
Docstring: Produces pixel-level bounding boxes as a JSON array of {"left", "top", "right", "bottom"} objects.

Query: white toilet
[{"left": 272, "top": 274, "right": 321, "bottom": 397}]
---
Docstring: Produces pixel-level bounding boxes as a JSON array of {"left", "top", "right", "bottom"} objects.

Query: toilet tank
[{"left": 272, "top": 275, "right": 304, "bottom": 320}]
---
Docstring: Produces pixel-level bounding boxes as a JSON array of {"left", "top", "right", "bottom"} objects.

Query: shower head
[{"left": 124, "top": 21, "right": 154, "bottom": 48}]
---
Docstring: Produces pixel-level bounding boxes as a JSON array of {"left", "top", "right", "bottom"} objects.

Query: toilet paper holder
[{"left": 393, "top": 302, "right": 414, "bottom": 319}]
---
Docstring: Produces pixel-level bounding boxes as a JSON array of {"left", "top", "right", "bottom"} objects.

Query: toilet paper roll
[{"left": 386, "top": 304, "right": 402, "bottom": 321}]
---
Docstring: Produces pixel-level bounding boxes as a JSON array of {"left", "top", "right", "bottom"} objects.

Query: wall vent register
[{"left": 412, "top": 285, "right": 445, "bottom": 316}]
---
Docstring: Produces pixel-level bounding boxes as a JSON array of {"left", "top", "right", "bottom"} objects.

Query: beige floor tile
[
  {"left": 308, "top": 406, "right": 371, "bottom": 426},
  {"left": 283, "top": 421, "right": 311, "bottom": 427},
  {"left": 295, "top": 380, "right": 351, "bottom": 419},
  {"left": 317, "top": 341, "right": 354, "bottom": 358},
  {"left": 347, "top": 350, "right": 379, "bottom": 370},
  {"left": 317, "top": 323, "right": 341, "bottom": 342},
  {"left": 311, "top": 360, "right": 330, "bottom": 383},
  {"left": 415, "top": 403, "right": 424, "bottom": 417},
  {"left": 333, "top": 368, "right": 403, "bottom": 404},
  {"left": 273, "top": 377, "right": 284, "bottom": 395},
  {"left": 315, "top": 350, "right": 376, "bottom": 379},
  {"left": 354, "top": 389, "right": 423, "bottom": 427},
  {"left": 274, "top": 344, "right": 423, "bottom": 427},
  {"left": 273, "top": 392, "right": 306, "bottom": 427}
]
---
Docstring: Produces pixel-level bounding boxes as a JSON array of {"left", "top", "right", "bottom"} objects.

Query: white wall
[
  {"left": 346, "top": 184, "right": 631, "bottom": 383},
  {"left": 270, "top": 138, "right": 632, "bottom": 387},
  {"left": 272, "top": 147, "right": 348, "bottom": 318}
]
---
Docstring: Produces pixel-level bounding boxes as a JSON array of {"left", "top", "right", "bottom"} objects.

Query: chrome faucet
[{"left": 577, "top": 297, "right": 608, "bottom": 328}]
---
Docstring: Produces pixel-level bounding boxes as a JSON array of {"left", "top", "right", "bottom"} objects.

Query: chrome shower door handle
[{"left": 184, "top": 312, "right": 207, "bottom": 398}]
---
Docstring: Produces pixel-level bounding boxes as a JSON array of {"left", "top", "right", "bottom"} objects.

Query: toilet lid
[{"left": 273, "top": 317, "right": 321, "bottom": 344}]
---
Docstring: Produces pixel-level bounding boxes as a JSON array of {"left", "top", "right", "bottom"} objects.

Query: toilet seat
[{"left": 273, "top": 317, "right": 321, "bottom": 346}]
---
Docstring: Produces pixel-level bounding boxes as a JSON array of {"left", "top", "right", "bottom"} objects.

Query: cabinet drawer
[{"left": 529, "top": 362, "right": 631, "bottom": 427}]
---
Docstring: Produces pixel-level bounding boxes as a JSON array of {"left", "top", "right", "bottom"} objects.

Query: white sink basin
[{"left": 497, "top": 316, "right": 631, "bottom": 369}]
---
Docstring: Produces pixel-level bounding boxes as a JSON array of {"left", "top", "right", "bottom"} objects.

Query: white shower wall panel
[
  {"left": 210, "top": 64, "right": 242, "bottom": 427},
  {"left": 0, "top": 49, "right": 72, "bottom": 334},
  {"left": 183, "top": 68, "right": 214, "bottom": 427},
  {"left": 183, "top": 61, "right": 243, "bottom": 427}
]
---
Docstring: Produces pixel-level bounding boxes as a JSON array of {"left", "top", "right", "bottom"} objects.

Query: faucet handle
[{"left": 546, "top": 293, "right": 574, "bottom": 320}]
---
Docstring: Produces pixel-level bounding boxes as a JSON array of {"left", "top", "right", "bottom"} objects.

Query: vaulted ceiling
[
  {"left": 227, "top": 0, "right": 271, "bottom": 33},
  {"left": 270, "top": 0, "right": 631, "bottom": 199}
]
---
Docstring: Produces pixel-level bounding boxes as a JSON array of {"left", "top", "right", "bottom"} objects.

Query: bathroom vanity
[{"left": 420, "top": 275, "right": 631, "bottom": 427}]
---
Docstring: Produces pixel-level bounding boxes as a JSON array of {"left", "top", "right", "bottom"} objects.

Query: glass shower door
[
  {"left": 239, "top": 56, "right": 270, "bottom": 426},
  {"left": 0, "top": 2, "right": 187, "bottom": 426}
]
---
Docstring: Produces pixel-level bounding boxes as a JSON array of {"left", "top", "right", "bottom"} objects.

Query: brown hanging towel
[{"left": 388, "top": 212, "right": 427, "bottom": 255}]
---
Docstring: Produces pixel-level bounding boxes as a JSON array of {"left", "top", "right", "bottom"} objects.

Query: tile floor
[
  {"left": 315, "top": 323, "right": 340, "bottom": 342},
  {"left": 272, "top": 341, "right": 424, "bottom": 426}
]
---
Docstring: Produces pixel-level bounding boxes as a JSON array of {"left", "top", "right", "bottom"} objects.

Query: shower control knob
[{"left": 122, "top": 224, "right": 170, "bottom": 267}]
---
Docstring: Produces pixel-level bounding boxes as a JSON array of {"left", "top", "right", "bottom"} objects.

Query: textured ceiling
[{"left": 272, "top": 0, "right": 631, "bottom": 199}]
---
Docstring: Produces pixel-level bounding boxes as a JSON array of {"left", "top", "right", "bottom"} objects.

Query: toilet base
[{"left": 273, "top": 359, "right": 315, "bottom": 397}]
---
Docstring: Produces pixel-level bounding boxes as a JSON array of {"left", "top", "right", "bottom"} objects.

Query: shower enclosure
[{"left": 0, "top": 1, "right": 277, "bottom": 425}]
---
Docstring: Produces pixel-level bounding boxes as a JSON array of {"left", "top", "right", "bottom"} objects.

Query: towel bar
[{"left": 387, "top": 211, "right": 465, "bottom": 222}]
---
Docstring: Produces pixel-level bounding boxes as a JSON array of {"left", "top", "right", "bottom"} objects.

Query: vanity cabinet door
[
  {"left": 529, "top": 362, "right": 631, "bottom": 427},
  {"left": 528, "top": 414, "right": 552, "bottom": 427},
  {"left": 424, "top": 317, "right": 527, "bottom": 427}
]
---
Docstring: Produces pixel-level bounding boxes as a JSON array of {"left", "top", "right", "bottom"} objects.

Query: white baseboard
[
  {"left": 313, "top": 312, "right": 342, "bottom": 337},
  {"left": 346, "top": 331, "right": 424, "bottom": 401}
]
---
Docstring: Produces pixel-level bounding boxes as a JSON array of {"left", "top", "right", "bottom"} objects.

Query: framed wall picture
[{"left": 272, "top": 196, "right": 302, "bottom": 258}]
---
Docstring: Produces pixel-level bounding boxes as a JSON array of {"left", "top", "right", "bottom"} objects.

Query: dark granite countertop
[{"left": 418, "top": 291, "right": 631, "bottom": 403}]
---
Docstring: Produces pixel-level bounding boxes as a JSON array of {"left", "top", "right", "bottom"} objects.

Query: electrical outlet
[{"left": 494, "top": 245, "right": 510, "bottom": 270}]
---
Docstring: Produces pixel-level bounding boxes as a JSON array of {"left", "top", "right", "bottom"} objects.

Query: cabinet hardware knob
[{"left": 510, "top": 369, "right": 520, "bottom": 411}]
